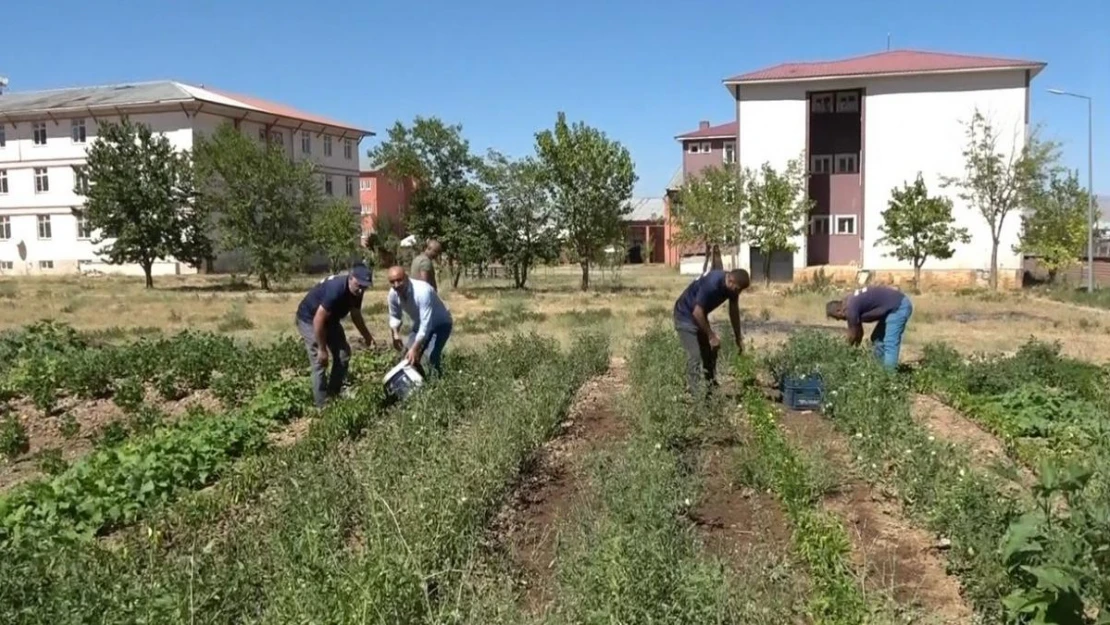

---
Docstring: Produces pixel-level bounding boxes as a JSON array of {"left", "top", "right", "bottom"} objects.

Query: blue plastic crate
[{"left": 780, "top": 373, "right": 825, "bottom": 412}]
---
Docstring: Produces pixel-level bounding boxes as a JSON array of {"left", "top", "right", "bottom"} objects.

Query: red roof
[
  {"left": 725, "top": 49, "right": 1045, "bottom": 84},
  {"left": 202, "top": 85, "right": 373, "bottom": 135},
  {"left": 675, "top": 120, "right": 737, "bottom": 140}
]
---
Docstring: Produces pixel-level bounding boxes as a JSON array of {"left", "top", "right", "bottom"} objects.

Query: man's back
[
  {"left": 296, "top": 275, "right": 359, "bottom": 323},
  {"left": 390, "top": 279, "right": 452, "bottom": 328},
  {"left": 673, "top": 270, "right": 731, "bottom": 323},
  {"left": 845, "top": 286, "right": 905, "bottom": 325}
]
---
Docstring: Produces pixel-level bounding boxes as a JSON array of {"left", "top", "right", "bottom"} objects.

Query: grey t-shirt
[{"left": 411, "top": 254, "right": 435, "bottom": 287}]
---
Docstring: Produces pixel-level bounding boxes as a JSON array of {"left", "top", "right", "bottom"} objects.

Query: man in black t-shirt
[
  {"left": 826, "top": 285, "right": 913, "bottom": 370},
  {"left": 673, "top": 269, "right": 750, "bottom": 397},
  {"left": 295, "top": 264, "right": 377, "bottom": 407}
]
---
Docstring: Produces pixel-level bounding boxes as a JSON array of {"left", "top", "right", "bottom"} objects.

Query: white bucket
[{"left": 382, "top": 360, "right": 425, "bottom": 401}]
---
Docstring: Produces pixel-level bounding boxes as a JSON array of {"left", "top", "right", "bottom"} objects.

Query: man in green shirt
[{"left": 410, "top": 239, "right": 442, "bottom": 291}]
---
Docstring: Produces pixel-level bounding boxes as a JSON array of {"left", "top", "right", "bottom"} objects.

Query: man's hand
[
  {"left": 708, "top": 332, "right": 721, "bottom": 350},
  {"left": 735, "top": 337, "right": 744, "bottom": 353},
  {"left": 392, "top": 337, "right": 404, "bottom": 352},
  {"left": 405, "top": 345, "right": 421, "bottom": 366},
  {"left": 362, "top": 335, "right": 376, "bottom": 350},
  {"left": 317, "top": 348, "right": 329, "bottom": 367}
]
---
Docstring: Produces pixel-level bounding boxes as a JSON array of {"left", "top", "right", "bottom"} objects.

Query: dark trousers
[
  {"left": 675, "top": 321, "right": 718, "bottom": 397},
  {"left": 296, "top": 319, "right": 351, "bottom": 407}
]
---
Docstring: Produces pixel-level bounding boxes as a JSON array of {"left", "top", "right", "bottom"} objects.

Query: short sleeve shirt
[
  {"left": 411, "top": 254, "right": 435, "bottom": 284},
  {"left": 295, "top": 274, "right": 363, "bottom": 324},
  {"left": 844, "top": 285, "right": 906, "bottom": 327},
  {"left": 673, "top": 270, "right": 736, "bottom": 325}
]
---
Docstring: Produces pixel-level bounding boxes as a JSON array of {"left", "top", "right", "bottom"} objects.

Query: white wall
[
  {"left": 861, "top": 70, "right": 1029, "bottom": 273},
  {"left": 735, "top": 83, "right": 808, "bottom": 273}
]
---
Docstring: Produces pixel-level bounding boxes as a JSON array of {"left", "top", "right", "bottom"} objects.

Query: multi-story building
[
  {"left": 358, "top": 168, "right": 413, "bottom": 239},
  {"left": 663, "top": 120, "right": 738, "bottom": 266},
  {"left": 0, "top": 80, "right": 372, "bottom": 276},
  {"left": 666, "top": 49, "right": 1044, "bottom": 287}
]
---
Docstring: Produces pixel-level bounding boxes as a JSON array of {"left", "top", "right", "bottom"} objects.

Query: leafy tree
[
  {"left": 876, "top": 174, "right": 971, "bottom": 292},
  {"left": 193, "top": 123, "right": 322, "bottom": 290},
  {"left": 310, "top": 199, "right": 361, "bottom": 273},
  {"left": 75, "top": 117, "right": 210, "bottom": 288},
  {"left": 534, "top": 112, "right": 636, "bottom": 291},
  {"left": 366, "top": 117, "right": 491, "bottom": 286},
  {"left": 941, "top": 108, "right": 1059, "bottom": 290},
  {"left": 1016, "top": 170, "right": 1094, "bottom": 284},
  {"left": 739, "top": 157, "right": 812, "bottom": 285},
  {"left": 669, "top": 163, "right": 743, "bottom": 273},
  {"left": 481, "top": 150, "right": 561, "bottom": 288}
]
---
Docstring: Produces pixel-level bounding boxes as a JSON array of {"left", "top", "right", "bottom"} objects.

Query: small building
[
  {"left": 358, "top": 164, "right": 414, "bottom": 239},
  {"left": 664, "top": 120, "right": 738, "bottom": 270},
  {"left": 622, "top": 197, "right": 665, "bottom": 264},
  {"left": 0, "top": 80, "right": 372, "bottom": 276}
]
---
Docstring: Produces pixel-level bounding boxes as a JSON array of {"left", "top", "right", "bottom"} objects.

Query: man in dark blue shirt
[
  {"left": 673, "top": 269, "right": 750, "bottom": 396},
  {"left": 826, "top": 284, "right": 913, "bottom": 370},
  {"left": 295, "top": 264, "right": 377, "bottom": 407}
]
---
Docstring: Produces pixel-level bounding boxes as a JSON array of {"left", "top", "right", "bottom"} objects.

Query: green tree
[
  {"left": 481, "top": 150, "right": 561, "bottom": 288},
  {"left": 1016, "top": 170, "right": 1094, "bottom": 284},
  {"left": 739, "top": 157, "right": 812, "bottom": 285},
  {"left": 876, "top": 174, "right": 971, "bottom": 292},
  {"left": 534, "top": 112, "right": 636, "bottom": 291},
  {"left": 366, "top": 117, "right": 491, "bottom": 286},
  {"left": 193, "top": 123, "right": 322, "bottom": 290},
  {"left": 669, "top": 163, "right": 744, "bottom": 273},
  {"left": 310, "top": 199, "right": 361, "bottom": 273},
  {"left": 941, "top": 108, "right": 1059, "bottom": 290},
  {"left": 75, "top": 117, "right": 210, "bottom": 288}
]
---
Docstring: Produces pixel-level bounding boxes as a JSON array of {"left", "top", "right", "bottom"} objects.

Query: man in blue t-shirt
[
  {"left": 673, "top": 268, "right": 751, "bottom": 396},
  {"left": 825, "top": 284, "right": 913, "bottom": 370},
  {"left": 295, "top": 264, "right": 378, "bottom": 407}
]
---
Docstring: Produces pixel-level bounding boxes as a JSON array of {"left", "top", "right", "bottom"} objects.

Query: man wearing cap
[
  {"left": 825, "top": 284, "right": 913, "bottom": 371},
  {"left": 386, "top": 265, "right": 453, "bottom": 377},
  {"left": 295, "top": 263, "right": 377, "bottom": 407}
]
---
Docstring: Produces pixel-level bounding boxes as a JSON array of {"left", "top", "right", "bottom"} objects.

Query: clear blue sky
[{"left": 4, "top": 0, "right": 1106, "bottom": 197}]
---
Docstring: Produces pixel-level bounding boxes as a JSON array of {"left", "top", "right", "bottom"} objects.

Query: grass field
[{"left": 1, "top": 264, "right": 1108, "bottom": 624}]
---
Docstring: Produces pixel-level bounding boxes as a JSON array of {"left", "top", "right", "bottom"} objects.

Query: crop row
[
  {"left": 770, "top": 331, "right": 1110, "bottom": 624},
  {"left": 0, "top": 331, "right": 606, "bottom": 624}
]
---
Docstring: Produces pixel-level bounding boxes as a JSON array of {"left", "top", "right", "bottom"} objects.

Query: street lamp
[{"left": 1047, "top": 88, "right": 1096, "bottom": 292}]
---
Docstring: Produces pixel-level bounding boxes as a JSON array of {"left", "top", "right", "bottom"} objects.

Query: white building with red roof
[
  {"left": 0, "top": 80, "right": 373, "bottom": 276},
  {"left": 668, "top": 49, "right": 1044, "bottom": 287}
]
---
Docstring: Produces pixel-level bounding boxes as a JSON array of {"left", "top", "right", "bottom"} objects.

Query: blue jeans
[
  {"left": 870, "top": 296, "right": 913, "bottom": 370},
  {"left": 406, "top": 322, "right": 453, "bottom": 377},
  {"left": 296, "top": 319, "right": 351, "bottom": 407}
]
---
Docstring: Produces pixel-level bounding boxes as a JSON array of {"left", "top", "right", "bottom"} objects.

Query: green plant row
[
  {"left": 732, "top": 353, "right": 868, "bottom": 624},
  {"left": 0, "top": 332, "right": 601, "bottom": 625},
  {"left": 768, "top": 331, "right": 1110, "bottom": 624},
  {"left": 541, "top": 328, "right": 804, "bottom": 625}
]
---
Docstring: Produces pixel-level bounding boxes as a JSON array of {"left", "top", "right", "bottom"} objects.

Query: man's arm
[
  {"left": 845, "top": 323, "right": 863, "bottom": 346},
  {"left": 387, "top": 291, "right": 404, "bottom": 342},
  {"left": 350, "top": 307, "right": 375, "bottom": 345},
  {"left": 728, "top": 297, "right": 743, "bottom": 351},
  {"left": 312, "top": 306, "right": 331, "bottom": 357},
  {"left": 692, "top": 304, "right": 714, "bottom": 338}
]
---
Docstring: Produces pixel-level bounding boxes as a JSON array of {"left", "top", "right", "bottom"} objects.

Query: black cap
[{"left": 350, "top": 264, "right": 372, "bottom": 287}]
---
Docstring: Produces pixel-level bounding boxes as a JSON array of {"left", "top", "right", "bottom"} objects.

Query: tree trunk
[
  {"left": 989, "top": 238, "right": 1000, "bottom": 291},
  {"left": 452, "top": 269, "right": 462, "bottom": 289},
  {"left": 260, "top": 273, "right": 271, "bottom": 291},
  {"left": 1047, "top": 268, "right": 1058, "bottom": 284},
  {"left": 710, "top": 244, "right": 723, "bottom": 271},
  {"left": 913, "top": 262, "right": 923, "bottom": 294},
  {"left": 579, "top": 260, "right": 590, "bottom": 291},
  {"left": 763, "top": 254, "right": 772, "bottom": 287},
  {"left": 701, "top": 243, "right": 711, "bottom": 274},
  {"left": 142, "top": 261, "right": 154, "bottom": 289}
]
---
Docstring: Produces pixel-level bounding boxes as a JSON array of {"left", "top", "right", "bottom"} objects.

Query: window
[
  {"left": 324, "top": 175, "right": 333, "bottom": 195},
  {"left": 71, "top": 118, "right": 87, "bottom": 143},
  {"left": 39, "top": 260, "right": 54, "bottom": 270},
  {"left": 834, "top": 153, "right": 859, "bottom": 174},
  {"left": 687, "top": 142, "right": 711, "bottom": 154},
  {"left": 344, "top": 139, "right": 354, "bottom": 160},
  {"left": 0, "top": 170, "right": 7, "bottom": 194},
  {"left": 361, "top": 204, "right": 373, "bottom": 215},
  {"left": 323, "top": 135, "right": 333, "bottom": 157},
  {"left": 723, "top": 142, "right": 736, "bottom": 164},
  {"left": 360, "top": 178, "right": 372, "bottom": 191},
  {"left": 74, "top": 166, "right": 89, "bottom": 194},
  {"left": 77, "top": 214, "right": 93, "bottom": 240},
  {"left": 37, "top": 215, "right": 52, "bottom": 240},
  {"left": 0, "top": 216, "right": 10, "bottom": 240},
  {"left": 345, "top": 176, "right": 354, "bottom": 197},
  {"left": 0, "top": 261, "right": 12, "bottom": 271},
  {"left": 810, "top": 92, "right": 834, "bottom": 113},
  {"left": 32, "top": 121, "right": 48, "bottom": 145},
  {"left": 301, "top": 131, "right": 311, "bottom": 154},
  {"left": 271, "top": 131, "right": 283, "bottom": 145},
  {"left": 34, "top": 168, "right": 49, "bottom": 193},
  {"left": 810, "top": 154, "right": 832, "bottom": 174},
  {"left": 835, "top": 215, "right": 857, "bottom": 235},
  {"left": 836, "top": 92, "right": 859, "bottom": 113},
  {"left": 0, "top": 124, "right": 5, "bottom": 148},
  {"left": 809, "top": 215, "right": 830, "bottom": 235},
  {"left": 258, "top": 127, "right": 267, "bottom": 142}
]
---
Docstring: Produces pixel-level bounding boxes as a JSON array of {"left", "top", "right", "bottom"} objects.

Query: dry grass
[{"left": 2, "top": 265, "right": 1109, "bottom": 362}]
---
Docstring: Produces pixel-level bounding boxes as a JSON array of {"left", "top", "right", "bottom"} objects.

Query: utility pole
[{"left": 1048, "top": 88, "right": 1097, "bottom": 291}]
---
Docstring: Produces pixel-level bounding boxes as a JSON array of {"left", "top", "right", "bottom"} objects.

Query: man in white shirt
[{"left": 386, "top": 265, "right": 454, "bottom": 377}]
